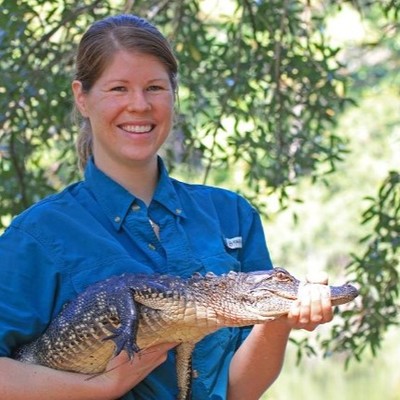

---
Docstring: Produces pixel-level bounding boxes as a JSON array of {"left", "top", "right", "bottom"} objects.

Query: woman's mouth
[{"left": 119, "top": 124, "right": 154, "bottom": 133}]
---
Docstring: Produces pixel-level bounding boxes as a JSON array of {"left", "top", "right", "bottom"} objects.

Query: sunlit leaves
[
  {"left": 0, "top": 0, "right": 352, "bottom": 223},
  {"left": 0, "top": 0, "right": 117, "bottom": 223},
  {"left": 321, "top": 171, "right": 400, "bottom": 366}
]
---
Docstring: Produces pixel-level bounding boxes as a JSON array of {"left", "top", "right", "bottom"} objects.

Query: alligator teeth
[{"left": 121, "top": 125, "right": 152, "bottom": 133}]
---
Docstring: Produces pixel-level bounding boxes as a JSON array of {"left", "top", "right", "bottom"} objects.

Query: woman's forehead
[{"left": 98, "top": 50, "right": 171, "bottom": 81}]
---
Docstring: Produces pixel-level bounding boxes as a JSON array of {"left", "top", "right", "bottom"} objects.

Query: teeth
[{"left": 121, "top": 125, "right": 152, "bottom": 133}]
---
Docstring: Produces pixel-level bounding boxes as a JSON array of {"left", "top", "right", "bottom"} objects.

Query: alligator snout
[{"left": 330, "top": 283, "right": 359, "bottom": 305}]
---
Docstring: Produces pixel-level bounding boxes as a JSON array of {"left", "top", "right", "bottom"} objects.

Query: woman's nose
[{"left": 127, "top": 90, "right": 151, "bottom": 112}]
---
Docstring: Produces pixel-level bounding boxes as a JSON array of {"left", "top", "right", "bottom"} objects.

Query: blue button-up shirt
[{"left": 0, "top": 158, "right": 272, "bottom": 399}]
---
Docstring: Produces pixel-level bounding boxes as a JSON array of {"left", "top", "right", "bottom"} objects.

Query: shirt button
[
  {"left": 176, "top": 208, "right": 182, "bottom": 215},
  {"left": 114, "top": 216, "right": 121, "bottom": 223},
  {"left": 192, "top": 370, "right": 199, "bottom": 378},
  {"left": 148, "top": 243, "right": 156, "bottom": 251},
  {"left": 132, "top": 203, "right": 141, "bottom": 211}
]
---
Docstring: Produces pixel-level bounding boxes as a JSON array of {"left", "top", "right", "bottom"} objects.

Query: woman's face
[{"left": 72, "top": 50, "right": 175, "bottom": 172}]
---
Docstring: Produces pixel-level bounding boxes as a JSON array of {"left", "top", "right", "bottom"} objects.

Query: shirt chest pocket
[
  {"left": 199, "top": 251, "right": 241, "bottom": 276},
  {"left": 69, "top": 255, "right": 153, "bottom": 295}
]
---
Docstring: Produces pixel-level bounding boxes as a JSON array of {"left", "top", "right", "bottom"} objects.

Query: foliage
[
  {"left": 265, "top": 328, "right": 400, "bottom": 400},
  {"left": 332, "top": 0, "right": 400, "bottom": 21},
  {"left": 164, "top": 0, "right": 351, "bottom": 209},
  {"left": 0, "top": 0, "right": 112, "bottom": 223},
  {"left": 0, "top": 0, "right": 352, "bottom": 223},
  {"left": 0, "top": 0, "right": 399, "bottom": 367},
  {"left": 321, "top": 171, "right": 400, "bottom": 365},
  {"left": 285, "top": 0, "right": 400, "bottom": 367}
]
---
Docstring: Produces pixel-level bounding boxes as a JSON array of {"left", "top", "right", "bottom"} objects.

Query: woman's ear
[{"left": 72, "top": 80, "right": 89, "bottom": 117}]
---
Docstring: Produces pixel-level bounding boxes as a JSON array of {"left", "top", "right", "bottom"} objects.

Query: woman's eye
[
  {"left": 111, "top": 86, "right": 126, "bottom": 92},
  {"left": 147, "top": 85, "right": 163, "bottom": 92}
]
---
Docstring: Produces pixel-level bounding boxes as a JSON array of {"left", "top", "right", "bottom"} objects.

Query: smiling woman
[
  {"left": 0, "top": 13, "right": 337, "bottom": 400},
  {"left": 72, "top": 51, "right": 175, "bottom": 200},
  {"left": 73, "top": 15, "right": 178, "bottom": 174},
  {"left": 71, "top": 15, "right": 178, "bottom": 203}
]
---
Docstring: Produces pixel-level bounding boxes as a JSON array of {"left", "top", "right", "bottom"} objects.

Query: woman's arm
[
  {"left": 0, "top": 343, "right": 176, "bottom": 400},
  {"left": 228, "top": 278, "right": 333, "bottom": 400}
]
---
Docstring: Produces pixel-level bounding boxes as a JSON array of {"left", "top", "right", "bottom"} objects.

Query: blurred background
[
  {"left": 1, "top": 0, "right": 399, "bottom": 398},
  {"left": 263, "top": 4, "right": 400, "bottom": 399}
]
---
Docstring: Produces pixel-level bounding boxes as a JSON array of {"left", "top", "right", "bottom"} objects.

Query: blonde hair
[{"left": 74, "top": 14, "right": 178, "bottom": 170}]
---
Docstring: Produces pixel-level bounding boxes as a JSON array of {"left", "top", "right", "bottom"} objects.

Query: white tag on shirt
[{"left": 224, "top": 236, "right": 243, "bottom": 249}]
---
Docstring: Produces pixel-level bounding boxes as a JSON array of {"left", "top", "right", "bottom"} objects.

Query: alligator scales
[{"left": 14, "top": 268, "right": 358, "bottom": 399}]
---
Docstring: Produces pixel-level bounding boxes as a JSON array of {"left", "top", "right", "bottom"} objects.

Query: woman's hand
[
  {"left": 286, "top": 271, "right": 333, "bottom": 331},
  {"left": 0, "top": 343, "right": 177, "bottom": 400},
  {"left": 96, "top": 342, "right": 178, "bottom": 399}
]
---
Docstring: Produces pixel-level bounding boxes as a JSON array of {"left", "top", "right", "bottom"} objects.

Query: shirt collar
[{"left": 84, "top": 157, "right": 185, "bottom": 230}]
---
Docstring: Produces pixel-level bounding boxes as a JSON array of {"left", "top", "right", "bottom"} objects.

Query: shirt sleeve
[
  {"left": 0, "top": 224, "right": 61, "bottom": 356},
  {"left": 237, "top": 196, "right": 273, "bottom": 272},
  {"left": 234, "top": 196, "right": 274, "bottom": 345}
]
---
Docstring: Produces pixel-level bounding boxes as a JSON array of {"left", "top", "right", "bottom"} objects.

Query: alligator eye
[{"left": 275, "top": 272, "right": 290, "bottom": 281}]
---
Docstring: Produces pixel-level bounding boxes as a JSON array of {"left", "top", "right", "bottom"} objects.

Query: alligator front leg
[
  {"left": 175, "top": 342, "right": 196, "bottom": 400},
  {"left": 102, "top": 284, "right": 141, "bottom": 359}
]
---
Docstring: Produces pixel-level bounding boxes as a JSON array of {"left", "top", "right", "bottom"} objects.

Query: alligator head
[{"left": 191, "top": 267, "right": 359, "bottom": 324}]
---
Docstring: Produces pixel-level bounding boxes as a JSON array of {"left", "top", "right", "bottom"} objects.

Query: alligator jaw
[
  {"left": 291, "top": 282, "right": 359, "bottom": 306},
  {"left": 330, "top": 284, "right": 359, "bottom": 305},
  {"left": 255, "top": 280, "right": 359, "bottom": 319}
]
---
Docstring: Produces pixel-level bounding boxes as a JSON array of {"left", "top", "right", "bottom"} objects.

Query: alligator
[{"left": 14, "top": 267, "right": 358, "bottom": 400}]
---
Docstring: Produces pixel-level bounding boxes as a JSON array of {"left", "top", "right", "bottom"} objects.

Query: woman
[{"left": 0, "top": 14, "right": 333, "bottom": 400}]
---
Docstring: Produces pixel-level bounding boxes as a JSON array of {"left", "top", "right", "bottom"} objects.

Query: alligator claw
[{"left": 103, "top": 327, "right": 140, "bottom": 359}]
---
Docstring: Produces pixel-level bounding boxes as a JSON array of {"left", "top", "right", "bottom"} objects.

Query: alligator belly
[{"left": 44, "top": 339, "right": 116, "bottom": 374}]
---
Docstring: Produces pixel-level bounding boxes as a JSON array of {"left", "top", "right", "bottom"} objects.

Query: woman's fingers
[{"left": 288, "top": 280, "right": 333, "bottom": 330}]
